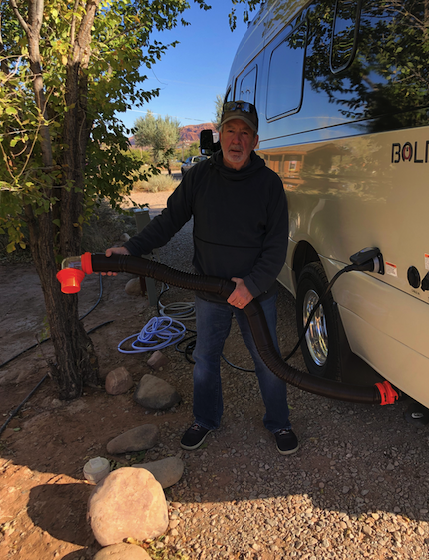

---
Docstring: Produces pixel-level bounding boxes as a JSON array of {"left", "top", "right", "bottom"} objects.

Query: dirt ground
[{"left": 2, "top": 189, "right": 429, "bottom": 560}]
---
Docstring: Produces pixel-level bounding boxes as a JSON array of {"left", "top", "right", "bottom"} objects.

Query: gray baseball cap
[{"left": 221, "top": 101, "right": 258, "bottom": 132}]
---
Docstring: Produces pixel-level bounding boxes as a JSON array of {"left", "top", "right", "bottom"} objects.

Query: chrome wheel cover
[{"left": 303, "top": 289, "right": 328, "bottom": 366}]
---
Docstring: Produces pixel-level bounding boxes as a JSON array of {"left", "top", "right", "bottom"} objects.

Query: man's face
[{"left": 219, "top": 119, "right": 259, "bottom": 171}]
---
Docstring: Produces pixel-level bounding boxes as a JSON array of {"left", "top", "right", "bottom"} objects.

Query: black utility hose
[
  {"left": 0, "top": 274, "right": 111, "bottom": 438},
  {"left": 91, "top": 253, "right": 395, "bottom": 405}
]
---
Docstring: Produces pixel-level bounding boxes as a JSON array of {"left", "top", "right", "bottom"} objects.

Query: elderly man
[{"left": 106, "top": 101, "right": 298, "bottom": 455}]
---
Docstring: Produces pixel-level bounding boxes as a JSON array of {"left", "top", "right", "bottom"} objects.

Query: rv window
[
  {"left": 330, "top": 0, "right": 361, "bottom": 73},
  {"left": 266, "top": 22, "right": 307, "bottom": 120},
  {"left": 238, "top": 66, "right": 257, "bottom": 104}
]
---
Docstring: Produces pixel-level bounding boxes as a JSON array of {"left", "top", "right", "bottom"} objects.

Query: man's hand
[
  {"left": 227, "top": 277, "right": 253, "bottom": 309},
  {"left": 101, "top": 246, "right": 130, "bottom": 276}
]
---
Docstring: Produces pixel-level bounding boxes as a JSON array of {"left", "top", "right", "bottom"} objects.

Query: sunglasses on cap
[{"left": 222, "top": 101, "right": 256, "bottom": 115}]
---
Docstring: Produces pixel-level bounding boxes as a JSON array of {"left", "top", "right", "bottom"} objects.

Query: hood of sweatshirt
[{"left": 209, "top": 149, "right": 266, "bottom": 181}]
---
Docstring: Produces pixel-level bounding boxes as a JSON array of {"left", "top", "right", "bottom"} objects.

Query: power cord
[
  {"left": 283, "top": 257, "right": 380, "bottom": 363},
  {"left": 156, "top": 284, "right": 255, "bottom": 371},
  {"left": 157, "top": 283, "right": 196, "bottom": 320}
]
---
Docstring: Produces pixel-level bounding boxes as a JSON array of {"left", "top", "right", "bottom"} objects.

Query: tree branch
[
  {"left": 8, "top": 0, "right": 29, "bottom": 35},
  {"left": 70, "top": 0, "right": 81, "bottom": 47}
]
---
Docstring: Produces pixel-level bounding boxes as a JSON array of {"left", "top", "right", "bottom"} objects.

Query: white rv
[{"left": 223, "top": 0, "right": 429, "bottom": 411}]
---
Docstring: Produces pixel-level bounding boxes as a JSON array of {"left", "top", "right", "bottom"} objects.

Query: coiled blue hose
[{"left": 117, "top": 316, "right": 186, "bottom": 354}]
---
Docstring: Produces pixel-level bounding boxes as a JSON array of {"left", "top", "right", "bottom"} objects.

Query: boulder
[{"left": 87, "top": 467, "right": 169, "bottom": 546}]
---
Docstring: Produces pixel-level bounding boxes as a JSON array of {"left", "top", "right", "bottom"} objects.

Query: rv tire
[{"left": 296, "top": 262, "right": 342, "bottom": 381}]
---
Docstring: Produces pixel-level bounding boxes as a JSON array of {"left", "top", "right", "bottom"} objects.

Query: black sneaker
[
  {"left": 274, "top": 428, "right": 299, "bottom": 455},
  {"left": 180, "top": 423, "right": 212, "bottom": 450}
]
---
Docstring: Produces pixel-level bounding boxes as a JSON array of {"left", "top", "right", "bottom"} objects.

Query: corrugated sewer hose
[{"left": 60, "top": 252, "right": 399, "bottom": 407}]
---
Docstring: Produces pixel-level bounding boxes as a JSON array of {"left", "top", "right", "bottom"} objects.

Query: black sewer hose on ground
[{"left": 89, "top": 253, "right": 398, "bottom": 406}]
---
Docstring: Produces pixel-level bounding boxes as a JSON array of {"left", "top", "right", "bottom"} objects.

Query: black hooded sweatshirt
[{"left": 124, "top": 150, "right": 288, "bottom": 303}]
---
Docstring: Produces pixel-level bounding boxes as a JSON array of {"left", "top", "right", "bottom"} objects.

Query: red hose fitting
[
  {"left": 56, "top": 252, "right": 93, "bottom": 293},
  {"left": 375, "top": 380, "right": 399, "bottom": 405},
  {"left": 81, "top": 252, "right": 93, "bottom": 274}
]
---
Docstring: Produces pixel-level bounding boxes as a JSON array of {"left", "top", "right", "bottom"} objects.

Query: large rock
[
  {"left": 94, "top": 542, "right": 151, "bottom": 559},
  {"left": 106, "top": 425, "right": 159, "bottom": 454},
  {"left": 87, "top": 467, "right": 169, "bottom": 546},
  {"left": 133, "top": 456, "right": 185, "bottom": 489},
  {"left": 133, "top": 374, "right": 181, "bottom": 410}
]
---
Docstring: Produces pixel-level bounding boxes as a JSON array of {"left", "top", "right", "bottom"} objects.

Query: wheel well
[{"left": 292, "top": 241, "right": 320, "bottom": 285}]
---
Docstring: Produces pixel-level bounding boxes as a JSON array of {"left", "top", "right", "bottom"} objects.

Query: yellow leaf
[{"left": 62, "top": 55, "right": 68, "bottom": 65}]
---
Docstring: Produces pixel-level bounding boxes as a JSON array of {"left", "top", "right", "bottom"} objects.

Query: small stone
[
  {"left": 134, "top": 374, "right": 181, "bottom": 410},
  {"left": 105, "top": 366, "right": 134, "bottom": 395},
  {"left": 147, "top": 351, "right": 169, "bottom": 371},
  {"left": 106, "top": 424, "right": 159, "bottom": 454},
  {"left": 125, "top": 277, "right": 143, "bottom": 296},
  {"left": 94, "top": 542, "right": 151, "bottom": 559},
  {"left": 133, "top": 456, "right": 184, "bottom": 489}
]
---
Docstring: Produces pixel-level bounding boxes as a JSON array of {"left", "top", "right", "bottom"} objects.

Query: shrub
[
  {"left": 133, "top": 174, "right": 179, "bottom": 193},
  {"left": 81, "top": 199, "right": 137, "bottom": 253}
]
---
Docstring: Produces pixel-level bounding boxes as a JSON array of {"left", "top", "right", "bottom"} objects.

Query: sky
[{"left": 118, "top": 1, "right": 251, "bottom": 132}]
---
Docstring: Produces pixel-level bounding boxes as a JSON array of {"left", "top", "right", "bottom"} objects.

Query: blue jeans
[{"left": 192, "top": 294, "right": 290, "bottom": 433}]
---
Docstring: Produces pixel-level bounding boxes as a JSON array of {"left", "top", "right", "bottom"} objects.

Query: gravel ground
[
  {"left": 2, "top": 188, "right": 429, "bottom": 560},
  {"left": 135, "top": 190, "right": 429, "bottom": 560}
]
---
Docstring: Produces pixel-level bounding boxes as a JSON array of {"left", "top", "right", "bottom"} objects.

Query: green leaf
[{"left": 6, "top": 242, "right": 16, "bottom": 253}]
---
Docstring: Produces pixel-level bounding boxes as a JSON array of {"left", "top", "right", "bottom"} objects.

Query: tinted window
[
  {"left": 302, "top": 0, "right": 429, "bottom": 134},
  {"left": 330, "top": 0, "right": 360, "bottom": 73},
  {"left": 238, "top": 66, "right": 257, "bottom": 103},
  {"left": 266, "top": 22, "right": 307, "bottom": 120}
]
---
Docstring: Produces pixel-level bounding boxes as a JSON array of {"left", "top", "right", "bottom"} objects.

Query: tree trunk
[
  {"left": 25, "top": 205, "right": 99, "bottom": 399},
  {"left": 20, "top": 0, "right": 100, "bottom": 399}
]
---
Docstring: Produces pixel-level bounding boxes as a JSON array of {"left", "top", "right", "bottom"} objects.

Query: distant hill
[
  {"left": 179, "top": 122, "right": 217, "bottom": 143},
  {"left": 129, "top": 122, "right": 217, "bottom": 147}
]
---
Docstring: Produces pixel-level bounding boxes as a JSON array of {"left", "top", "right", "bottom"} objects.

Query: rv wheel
[{"left": 296, "top": 262, "right": 342, "bottom": 380}]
